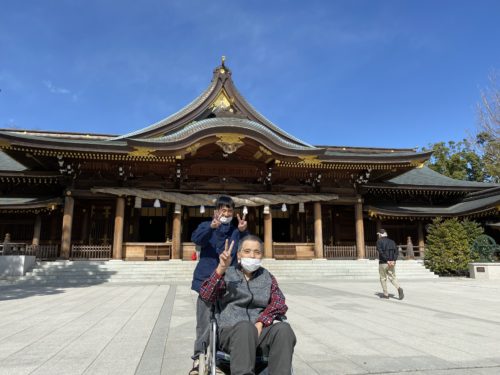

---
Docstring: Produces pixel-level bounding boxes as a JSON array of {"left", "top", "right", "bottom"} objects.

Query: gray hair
[{"left": 238, "top": 235, "right": 264, "bottom": 252}]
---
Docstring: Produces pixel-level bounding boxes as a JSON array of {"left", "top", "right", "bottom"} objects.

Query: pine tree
[{"left": 425, "top": 218, "right": 483, "bottom": 275}]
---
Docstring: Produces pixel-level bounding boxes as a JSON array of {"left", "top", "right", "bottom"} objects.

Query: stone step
[{"left": 9, "top": 259, "right": 438, "bottom": 284}]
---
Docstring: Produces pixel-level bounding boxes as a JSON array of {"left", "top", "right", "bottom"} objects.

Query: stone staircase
[{"left": 3, "top": 259, "right": 437, "bottom": 285}]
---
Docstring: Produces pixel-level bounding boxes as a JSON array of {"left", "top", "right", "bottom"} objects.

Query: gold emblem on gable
[
  {"left": 216, "top": 134, "right": 245, "bottom": 154},
  {"left": 211, "top": 91, "right": 232, "bottom": 111}
]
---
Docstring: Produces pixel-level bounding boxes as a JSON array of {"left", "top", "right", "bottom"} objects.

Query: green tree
[
  {"left": 423, "top": 140, "right": 486, "bottom": 182},
  {"left": 425, "top": 218, "right": 483, "bottom": 275}
]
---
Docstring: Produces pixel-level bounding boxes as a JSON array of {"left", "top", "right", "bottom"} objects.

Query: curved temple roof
[
  {"left": 113, "top": 63, "right": 314, "bottom": 149},
  {"left": 131, "top": 117, "right": 318, "bottom": 151}
]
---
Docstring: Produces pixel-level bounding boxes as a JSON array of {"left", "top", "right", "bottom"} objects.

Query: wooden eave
[{"left": 363, "top": 184, "right": 484, "bottom": 194}]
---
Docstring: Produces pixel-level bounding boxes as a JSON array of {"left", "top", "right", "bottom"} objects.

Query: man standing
[{"left": 376, "top": 229, "right": 404, "bottom": 300}]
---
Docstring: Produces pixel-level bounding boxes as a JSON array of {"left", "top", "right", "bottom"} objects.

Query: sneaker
[
  {"left": 381, "top": 294, "right": 389, "bottom": 299},
  {"left": 398, "top": 287, "right": 404, "bottom": 300},
  {"left": 188, "top": 359, "right": 199, "bottom": 375}
]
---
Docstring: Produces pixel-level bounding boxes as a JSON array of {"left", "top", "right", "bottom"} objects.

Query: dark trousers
[
  {"left": 193, "top": 295, "right": 212, "bottom": 358},
  {"left": 219, "top": 320, "right": 296, "bottom": 375}
]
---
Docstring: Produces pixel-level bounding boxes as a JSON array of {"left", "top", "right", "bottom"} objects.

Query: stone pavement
[{"left": 1, "top": 278, "right": 500, "bottom": 375}]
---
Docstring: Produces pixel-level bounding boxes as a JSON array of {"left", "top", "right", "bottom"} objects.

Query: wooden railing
[
  {"left": 25, "top": 245, "right": 59, "bottom": 260},
  {"left": 365, "top": 245, "right": 378, "bottom": 259},
  {"left": 273, "top": 243, "right": 297, "bottom": 260},
  {"left": 324, "top": 245, "right": 357, "bottom": 259},
  {"left": 71, "top": 245, "right": 112, "bottom": 260},
  {"left": 0, "top": 242, "right": 28, "bottom": 254},
  {"left": 324, "top": 245, "right": 426, "bottom": 259},
  {"left": 0, "top": 243, "right": 59, "bottom": 260},
  {"left": 144, "top": 243, "right": 171, "bottom": 261},
  {"left": 397, "top": 245, "right": 425, "bottom": 259}
]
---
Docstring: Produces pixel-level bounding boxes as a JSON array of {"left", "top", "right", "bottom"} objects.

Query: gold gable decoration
[
  {"left": 210, "top": 90, "right": 233, "bottom": 112},
  {"left": 215, "top": 134, "right": 245, "bottom": 154}
]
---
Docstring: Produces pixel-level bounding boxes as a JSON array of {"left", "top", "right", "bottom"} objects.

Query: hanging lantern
[
  {"left": 200, "top": 205, "right": 205, "bottom": 214},
  {"left": 134, "top": 197, "right": 142, "bottom": 209},
  {"left": 298, "top": 202, "right": 305, "bottom": 213},
  {"left": 174, "top": 203, "right": 182, "bottom": 214},
  {"left": 153, "top": 199, "right": 161, "bottom": 208},
  {"left": 281, "top": 203, "right": 287, "bottom": 212},
  {"left": 263, "top": 204, "right": 270, "bottom": 215},
  {"left": 242, "top": 206, "right": 248, "bottom": 215}
]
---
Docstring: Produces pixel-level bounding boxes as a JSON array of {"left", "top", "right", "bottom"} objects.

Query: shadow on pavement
[{"left": 0, "top": 260, "right": 117, "bottom": 300}]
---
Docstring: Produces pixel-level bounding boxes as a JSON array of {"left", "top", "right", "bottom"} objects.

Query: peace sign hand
[
  {"left": 210, "top": 210, "right": 222, "bottom": 229},
  {"left": 237, "top": 213, "right": 247, "bottom": 232},
  {"left": 216, "top": 239, "right": 234, "bottom": 276}
]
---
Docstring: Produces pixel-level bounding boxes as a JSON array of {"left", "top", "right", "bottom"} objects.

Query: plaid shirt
[{"left": 200, "top": 268, "right": 288, "bottom": 327}]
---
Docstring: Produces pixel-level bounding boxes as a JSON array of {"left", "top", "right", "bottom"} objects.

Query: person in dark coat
[
  {"left": 189, "top": 195, "right": 249, "bottom": 375},
  {"left": 376, "top": 229, "right": 404, "bottom": 300}
]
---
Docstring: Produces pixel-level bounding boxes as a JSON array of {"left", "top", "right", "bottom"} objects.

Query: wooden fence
[
  {"left": 324, "top": 245, "right": 425, "bottom": 259},
  {"left": 0, "top": 243, "right": 59, "bottom": 260},
  {"left": 25, "top": 245, "right": 59, "bottom": 260},
  {"left": 71, "top": 245, "right": 112, "bottom": 260}
]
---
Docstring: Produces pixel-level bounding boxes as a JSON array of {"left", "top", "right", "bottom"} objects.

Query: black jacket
[{"left": 376, "top": 237, "right": 398, "bottom": 264}]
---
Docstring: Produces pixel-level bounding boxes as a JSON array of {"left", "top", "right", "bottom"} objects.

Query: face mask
[
  {"left": 219, "top": 216, "right": 233, "bottom": 224},
  {"left": 240, "top": 257, "right": 262, "bottom": 273}
]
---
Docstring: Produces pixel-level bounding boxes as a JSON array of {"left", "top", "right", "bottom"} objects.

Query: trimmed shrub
[{"left": 425, "top": 218, "right": 483, "bottom": 275}]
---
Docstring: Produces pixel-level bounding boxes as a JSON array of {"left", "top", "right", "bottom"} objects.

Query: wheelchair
[{"left": 198, "top": 308, "right": 294, "bottom": 375}]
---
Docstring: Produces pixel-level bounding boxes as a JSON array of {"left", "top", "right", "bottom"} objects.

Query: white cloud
[{"left": 43, "top": 80, "right": 71, "bottom": 95}]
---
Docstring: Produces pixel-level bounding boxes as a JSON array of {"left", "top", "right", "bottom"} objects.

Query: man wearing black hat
[{"left": 376, "top": 229, "right": 404, "bottom": 300}]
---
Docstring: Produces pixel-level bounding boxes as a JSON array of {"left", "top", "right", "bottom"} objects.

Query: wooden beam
[
  {"left": 314, "top": 202, "right": 323, "bottom": 258},
  {"left": 355, "top": 199, "right": 366, "bottom": 259},
  {"left": 60, "top": 196, "right": 74, "bottom": 259},
  {"left": 112, "top": 197, "right": 125, "bottom": 260}
]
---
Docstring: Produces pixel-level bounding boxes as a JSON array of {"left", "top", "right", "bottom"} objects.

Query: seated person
[{"left": 200, "top": 235, "right": 296, "bottom": 375}]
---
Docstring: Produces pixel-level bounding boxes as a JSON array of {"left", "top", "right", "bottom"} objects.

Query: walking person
[
  {"left": 189, "top": 195, "right": 249, "bottom": 375},
  {"left": 376, "top": 229, "right": 404, "bottom": 300}
]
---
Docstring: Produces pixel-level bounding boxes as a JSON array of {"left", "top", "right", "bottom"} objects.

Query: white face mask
[
  {"left": 240, "top": 257, "right": 262, "bottom": 273},
  {"left": 219, "top": 216, "right": 233, "bottom": 224}
]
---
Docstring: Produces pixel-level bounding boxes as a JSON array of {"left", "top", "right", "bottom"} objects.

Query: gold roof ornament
[
  {"left": 211, "top": 90, "right": 232, "bottom": 111},
  {"left": 220, "top": 55, "right": 226, "bottom": 73},
  {"left": 215, "top": 134, "right": 245, "bottom": 154}
]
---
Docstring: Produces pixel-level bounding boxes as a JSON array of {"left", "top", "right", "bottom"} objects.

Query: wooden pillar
[
  {"left": 313, "top": 202, "right": 323, "bottom": 258},
  {"left": 418, "top": 221, "right": 425, "bottom": 257},
  {"left": 172, "top": 206, "right": 182, "bottom": 259},
  {"left": 32, "top": 214, "right": 42, "bottom": 246},
  {"left": 113, "top": 197, "right": 125, "bottom": 260},
  {"left": 263, "top": 209, "right": 272, "bottom": 258},
  {"left": 81, "top": 208, "right": 89, "bottom": 244},
  {"left": 332, "top": 206, "right": 340, "bottom": 245},
  {"left": 355, "top": 199, "right": 366, "bottom": 259},
  {"left": 50, "top": 213, "right": 58, "bottom": 244},
  {"left": 60, "top": 195, "right": 74, "bottom": 259},
  {"left": 376, "top": 218, "right": 382, "bottom": 233},
  {"left": 299, "top": 208, "right": 306, "bottom": 242}
]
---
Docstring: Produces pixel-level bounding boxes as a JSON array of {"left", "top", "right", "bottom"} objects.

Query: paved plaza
[{"left": 1, "top": 278, "right": 500, "bottom": 375}]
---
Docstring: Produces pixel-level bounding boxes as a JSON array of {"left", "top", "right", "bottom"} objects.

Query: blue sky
[{"left": 0, "top": 0, "right": 499, "bottom": 149}]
